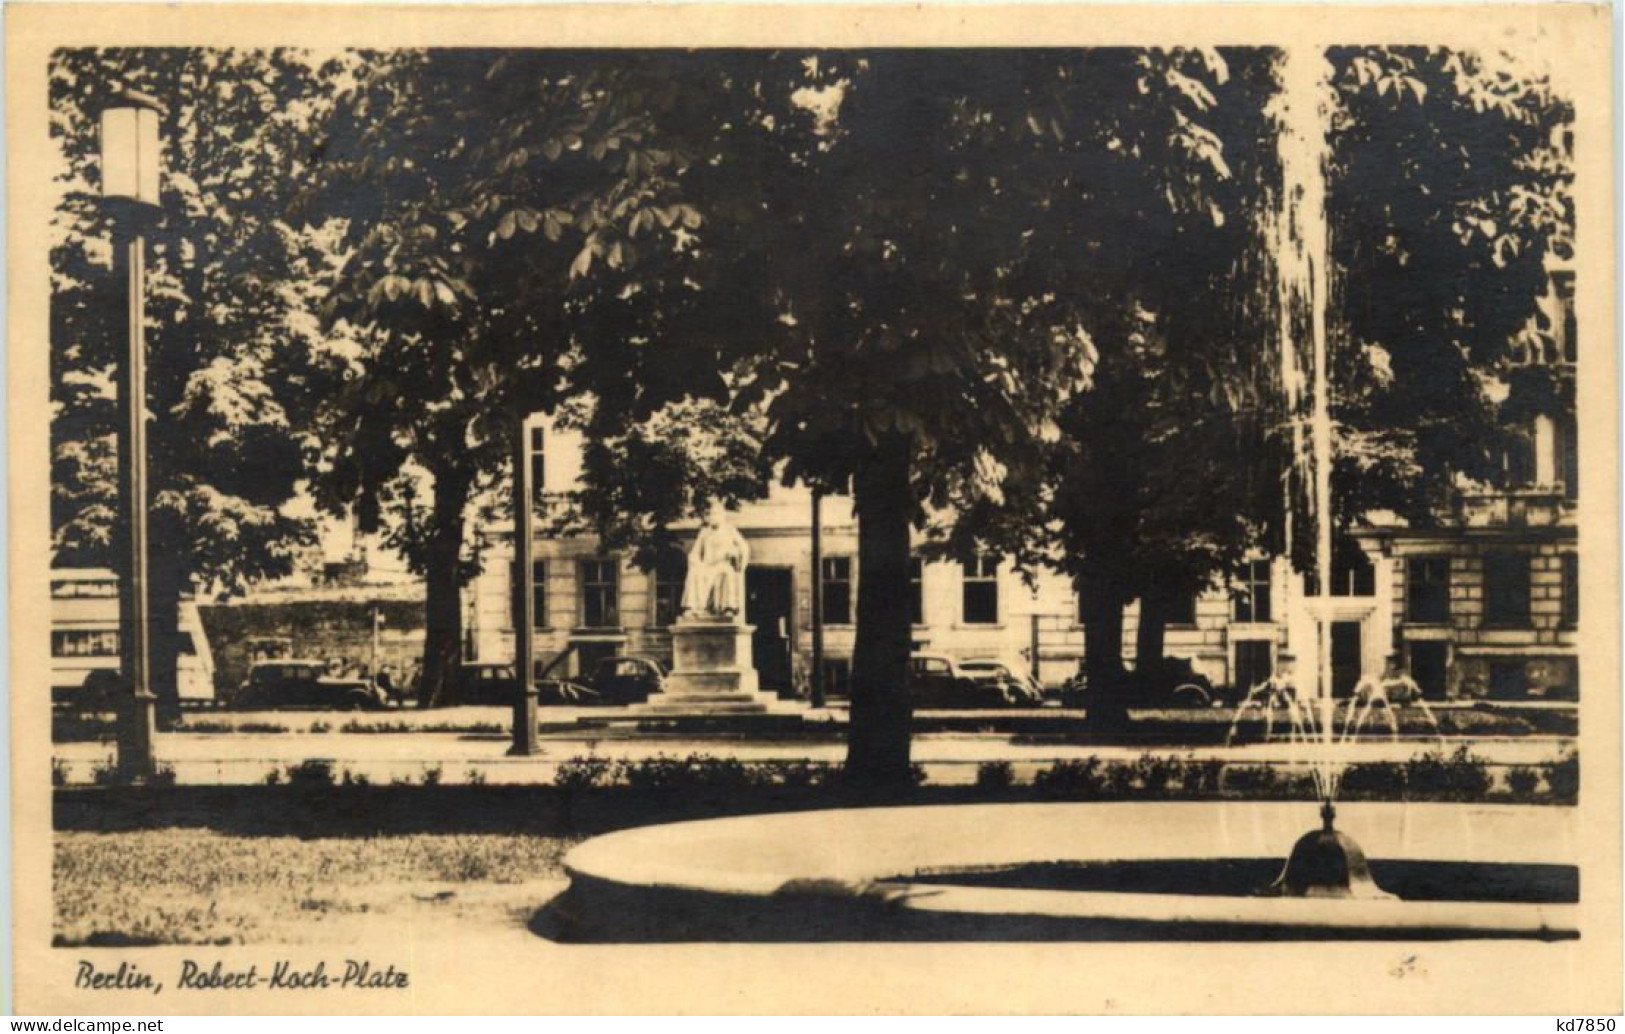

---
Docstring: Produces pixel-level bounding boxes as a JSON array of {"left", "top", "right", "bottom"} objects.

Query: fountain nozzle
[{"left": 1262, "top": 799, "right": 1396, "bottom": 900}]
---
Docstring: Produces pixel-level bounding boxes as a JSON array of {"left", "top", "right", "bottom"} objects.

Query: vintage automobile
[
  {"left": 448, "top": 662, "right": 603, "bottom": 706},
  {"left": 582, "top": 654, "right": 668, "bottom": 705},
  {"left": 233, "top": 659, "right": 391, "bottom": 711},
  {"left": 958, "top": 658, "right": 1047, "bottom": 706},
  {"left": 908, "top": 653, "right": 1020, "bottom": 709},
  {"left": 1058, "top": 656, "right": 1217, "bottom": 710},
  {"left": 448, "top": 662, "right": 520, "bottom": 706}
]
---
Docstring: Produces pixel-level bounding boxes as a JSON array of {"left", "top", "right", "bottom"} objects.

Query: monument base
[{"left": 639, "top": 619, "right": 785, "bottom": 715}]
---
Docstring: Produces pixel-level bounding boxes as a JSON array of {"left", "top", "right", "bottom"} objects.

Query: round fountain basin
[{"left": 557, "top": 802, "right": 1578, "bottom": 941}]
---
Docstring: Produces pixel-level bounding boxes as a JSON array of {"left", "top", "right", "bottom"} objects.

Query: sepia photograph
[{"left": 6, "top": 1, "right": 1619, "bottom": 1016}]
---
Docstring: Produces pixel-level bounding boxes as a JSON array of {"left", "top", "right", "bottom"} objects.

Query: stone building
[
  {"left": 467, "top": 238, "right": 1578, "bottom": 705},
  {"left": 464, "top": 418, "right": 1316, "bottom": 696},
  {"left": 465, "top": 418, "right": 1075, "bottom": 693},
  {"left": 1352, "top": 252, "right": 1579, "bottom": 701}
]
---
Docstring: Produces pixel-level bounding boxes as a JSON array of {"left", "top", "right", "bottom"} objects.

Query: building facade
[
  {"left": 468, "top": 239, "right": 1578, "bottom": 704},
  {"left": 1352, "top": 249, "right": 1578, "bottom": 702},
  {"left": 465, "top": 427, "right": 1078, "bottom": 692},
  {"left": 464, "top": 421, "right": 1328, "bottom": 696}
]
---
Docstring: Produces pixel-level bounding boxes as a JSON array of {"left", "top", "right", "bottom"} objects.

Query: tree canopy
[{"left": 50, "top": 48, "right": 341, "bottom": 702}]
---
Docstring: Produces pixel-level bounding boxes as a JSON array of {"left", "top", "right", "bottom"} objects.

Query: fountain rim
[{"left": 562, "top": 800, "right": 1578, "bottom": 939}]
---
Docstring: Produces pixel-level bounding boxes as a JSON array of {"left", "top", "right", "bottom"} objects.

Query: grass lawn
[{"left": 54, "top": 830, "right": 576, "bottom": 946}]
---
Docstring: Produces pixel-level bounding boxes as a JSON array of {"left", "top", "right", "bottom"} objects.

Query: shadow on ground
[
  {"left": 528, "top": 868, "right": 1580, "bottom": 944},
  {"left": 55, "top": 784, "right": 996, "bottom": 838}
]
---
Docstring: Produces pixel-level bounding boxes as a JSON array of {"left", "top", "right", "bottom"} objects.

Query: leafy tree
[
  {"left": 302, "top": 50, "right": 698, "bottom": 705},
  {"left": 1326, "top": 46, "right": 1573, "bottom": 521},
  {"left": 1044, "top": 46, "right": 1571, "bottom": 719},
  {"left": 49, "top": 49, "right": 336, "bottom": 707},
  {"left": 556, "top": 398, "right": 773, "bottom": 569},
  {"left": 558, "top": 51, "right": 1251, "bottom": 781},
  {"left": 1037, "top": 49, "right": 1281, "bottom": 711}
]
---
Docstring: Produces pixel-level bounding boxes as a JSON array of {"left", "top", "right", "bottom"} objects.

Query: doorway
[
  {"left": 1232, "top": 639, "right": 1273, "bottom": 696},
  {"left": 746, "top": 566, "right": 795, "bottom": 693},
  {"left": 1330, "top": 621, "right": 1362, "bottom": 698},
  {"left": 1409, "top": 641, "right": 1450, "bottom": 700}
]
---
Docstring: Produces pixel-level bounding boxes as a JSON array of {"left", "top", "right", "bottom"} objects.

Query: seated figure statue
[{"left": 680, "top": 502, "right": 750, "bottom": 620}]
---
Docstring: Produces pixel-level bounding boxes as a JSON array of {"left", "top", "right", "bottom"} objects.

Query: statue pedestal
[{"left": 641, "top": 619, "right": 781, "bottom": 715}]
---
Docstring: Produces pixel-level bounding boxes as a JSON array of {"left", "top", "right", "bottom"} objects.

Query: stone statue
[{"left": 680, "top": 503, "right": 750, "bottom": 620}]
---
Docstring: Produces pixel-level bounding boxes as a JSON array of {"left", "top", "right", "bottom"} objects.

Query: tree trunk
[
  {"left": 419, "top": 468, "right": 472, "bottom": 709},
  {"left": 1078, "top": 581, "right": 1130, "bottom": 728},
  {"left": 845, "top": 435, "right": 914, "bottom": 789}
]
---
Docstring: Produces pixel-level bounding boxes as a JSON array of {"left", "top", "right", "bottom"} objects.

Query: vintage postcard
[{"left": 7, "top": 1, "right": 1619, "bottom": 1016}]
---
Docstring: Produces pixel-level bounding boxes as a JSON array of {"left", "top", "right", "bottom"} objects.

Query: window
[
  {"left": 1553, "top": 270, "right": 1577, "bottom": 364},
  {"left": 652, "top": 552, "right": 686, "bottom": 627},
  {"left": 821, "top": 556, "right": 853, "bottom": 625},
  {"left": 578, "top": 558, "right": 620, "bottom": 628},
  {"left": 51, "top": 629, "right": 119, "bottom": 658},
  {"left": 1337, "top": 550, "right": 1376, "bottom": 597},
  {"left": 530, "top": 559, "right": 548, "bottom": 628},
  {"left": 1484, "top": 551, "right": 1532, "bottom": 627},
  {"left": 821, "top": 657, "right": 852, "bottom": 698},
  {"left": 1233, "top": 560, "right": 1273, "bottom": 623},
  {"left": 908, "top": 557, "right": 924, "bottom": 625},
  {"left": 1166, "top": 590, "right": 1198, "bottom": 626},
  {"left": 1233, "top": 640, "right": 1272, "bottom": 694},
  {"left": 1406, "top": 557, "right": 1451, "bottom": 624},
  {"left": 528, "top": 426, "right": 547, "bottom": 507},
  {"left": 912, "top": 656, "right": 953, "bottom": 677},
  {"left": 1304, "top": 546, "right": 1373, "bottom": 597},
  {"left": 1502, "top": 427, "right": 1537, "bottom": 488},
  {"left": 51, "top": 578, "right": 117, "bottom": 599},
  {"left": 962, "top": 556, "right": 999, "bottom": 625},
  {"left": 1561, "top": 553, "right": 1579, "bottom": 628},
  {"left": 1558, "top": 415, "right": 1579, "bottom": 502}
]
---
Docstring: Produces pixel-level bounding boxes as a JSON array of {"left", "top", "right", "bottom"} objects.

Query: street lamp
[
  {"left": 101, "top": 89, "right": 163, "bottom": 780},
  {"left": 509, "top": 404, "right": 541, "bottom": 755},
  {"left": 100, "top": 99, "right": 161, "bottom": 205}
]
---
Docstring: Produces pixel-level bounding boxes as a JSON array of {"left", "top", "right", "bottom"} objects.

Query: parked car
[
  {"left": 449, "top": 662, "right": 520, "bottom": 706},
  {"left": 583, "top": 654, "right": 667, "bottom": 704},
  {"left": 909, "top": 653, "right": 1019, "bottom": 709},
  {"left": 1058, "top": 657, "right": 1216, "bottom": 710},
  {"left": 449, "top": 662, "right": 606, "bottom": 706},
  {"left": 1134, "top": 657, "right": 1218, "bottom": 708},
  {"left": 958, "top": 658, "right": 1047, "bottom": 706},
  {"left": 233, "top": 659, "right": 390, "bottom": 711}
]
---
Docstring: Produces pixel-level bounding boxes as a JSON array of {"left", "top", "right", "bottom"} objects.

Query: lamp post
[
  {"left": 509, "top": 403, "right": 541, "bottom": 755},
  {"left": 101, "top": 91, "right": 162, "bottom": 780},
  {"left": 809, "top": 490, "right": 825, "bottom": 708}
]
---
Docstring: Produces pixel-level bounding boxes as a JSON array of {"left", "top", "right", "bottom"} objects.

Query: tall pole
[
  {"left": 1030, "top": 612, "right": 1041, "bottom": 687},
  {"left": 508, "top": 404, "right": 541, "bottom": 755},
  {"left": 114, "top": 227, "right": 157, "bottom": 780},
  {"left": 809, "top": 489, "right": 826, "bottom": 708}
]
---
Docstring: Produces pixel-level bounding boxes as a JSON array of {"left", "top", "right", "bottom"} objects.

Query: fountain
[
  {"left": 547, "top": 49, "right": 1578, "bottom": 941},
  {"left": 1259, "top": 46, "right": 1396, "bottom": 899}
]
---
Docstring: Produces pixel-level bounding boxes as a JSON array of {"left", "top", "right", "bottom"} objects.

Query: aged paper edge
[{"left": 6, "top": 2, "right": 1618, "bottom": 1015}]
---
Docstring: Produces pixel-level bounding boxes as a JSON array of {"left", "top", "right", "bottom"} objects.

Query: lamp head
[{"left": 99, "top": 90, "right": 163, "bottom": 207}]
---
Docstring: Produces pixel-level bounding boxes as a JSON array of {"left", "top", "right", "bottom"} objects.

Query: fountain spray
[{"left": 1262, "top": 45, "right": 1393, "bottom": 900}]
